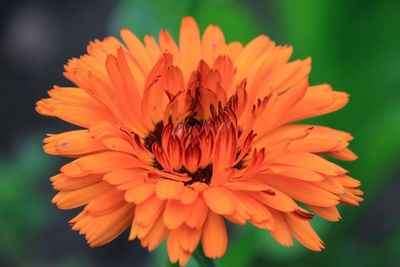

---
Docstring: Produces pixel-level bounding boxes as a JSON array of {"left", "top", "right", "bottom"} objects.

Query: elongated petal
[
  {"left": 202, "top": 24, "right": 226, "bottom": 65},
  {"left": 180, "top": 226, "right": 202, "bottom": 254},
  {"left": 120, "top": 28, "right": 152, "bottom": 74},
  {"left": 140, "top": 215, "right": 168, "bottom": 252},
  {"left": 43, "top": 130, "right": 104, "bottom": 156},
  {"left": 52, "top": 182, "right": 112, "bottom": 209},
  {"left": 272, "top": 152, "right": 347, "bottom": 176},
  {"left": 85, "top": 189, "right": 126, "bottom": 216},
  {"left": 265, "top": 175, "right": 340, "bottom": 207},
  {"left": 180, "top": 16, "right": 201, "bottom": 80},
  {"left": 285, "top": 213, "right": 325, "bottom": 251},
  {"left": 163, "top": 200, "right": 192, "bottom": 229},
  {"left": 133, "top": 194, "right": 165, "bottom": 227},
  {"left": 213, "top": 123, "right": 237, "bottom": 179},
  {"left": 269, "top": 209, "right": 293, "bottom": 247},
  {"left": 51, "top": 173, "right": 102, "bottom": 191},
  {"left": 185, "top": 196, "right": 209, "bottom": 229},
  {"left": 61, "top": 152, "right": 145, "bottom": 177},
  {"left": 202, "top": 212, "right": 227, "bottom": 259},
  {"left": 287, "top": 84, "right": 349, "bottom": 121},
  {"left": 307, "top": 205, "right": 341, "bottom": 221}
]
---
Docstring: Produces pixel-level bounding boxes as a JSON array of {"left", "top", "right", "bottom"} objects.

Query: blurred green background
[{"left": 1, "top": 0, "right": 400, "bottom": 266}]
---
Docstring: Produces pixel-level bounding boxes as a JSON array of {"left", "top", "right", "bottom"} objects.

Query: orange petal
[
  {"left": 284, "top": 213, "right": 325, "bottom": 251},
  {"left": 253, "top": 123, "right": 312, "bottom": 149},
  {"left": 61, "top": 152, "right": 145, "bottom": 177},
  {"left": 225, "top": 41, "right": 243, "bottom": 61},
  {"left": 312, "top": 175, "right": 345, "bottom": 194},
  {"left": 254, "top": 189, "right": 299, "bottom": 212},
  {"left": 86, "top": 204, "right": 134, "bottom": 247},
  {"left": 132, "top": 219, "right": 160, "bottom": 242},
  {"left": 85, "top": 189, "right": 126, "bottom": 216},
  {"left": 51, "top": 173, "right": 102, "bottom": 191},
  {"left": 268, "top": 165, "right": 325, "bottom": 182},
  {"left": 103, "top": 168, "right": 147, "bottom": 185},
  {"left": 144, "top": 34, "right": 161, "bottom": 62},
  {"left": 159, "top": 29, "right": 180, "bottom": 64},
  {"left": 263, "top": 58, "right": 311, "bottom": 94},
  {"left": 307, "top": 205, "right": 341, "bottom": 221},
  {"left": 233, "top": 191, "right": 274, "bottom": 227},
  {"left": 286, "top": 125, "right": 354, "bottom": 153},
  {"left": 233, "top": 35, "right": 273, "bottom": 89},
  {"left": 176, "top": 187, "right": 199, "bottom": 204},
  {"left": 120, "top": 28, "right": 152, "bottom": 74},
  {"left": 253, "top": 78, "right": 308, "bottom": 135},
  {"left": 178, "top": 224, "right": 202, "bottom": 253},
  {"left": 325, "top": 148, "right": 358, "bottom": 161},
  {"left": 115, "top": 47, "right": 143, "bottom": 108},
  {"left": 201, "top": 24, "right": 226, "bottom": 65},
  {"left": 225, "top": 180, "right": 272, "bottom": 191},
  {"left": 269, "top": 209, "right": 293, "bottom": 247},
  {"left": 185, "top": 196, "right": 208, "bottom": 229},
  {"left": 287, "top": 84, "right": 349, "bottom": 121},
  {"left": 102, "top": 138, "right": 136, "bottom": 154},
  {"left": 184, "top": 143, "right": 201, "bottom": 173},
  {"left": 140, "top": 215, "right": 168, "bottom": 252},
  {"left": 178, "top": 250, "right": 192, "bottom": 267},
  {"left": 201, "top": 212, "right": 227, "bottom": 259},
  {"left": 165, "top": 66, "right": 185, "bottom": 95},
  {"left": 272, "top": 151, "right": 347, "bottom": 176},
  {"left": 52, "top": 181, "right": 111, "bottom": 210},
  {"left": 213, "top": 55, "right": 234, "bottom": 93},
  {"left": 124, "top": 184, "right": 155, "bottom": 204},
  {"left": 155, "top": 179, "right": 184, "bottom": 200},
  {"left": 163, "top": 199, "right": 192, "bottom": 229},
  {"left": 265, "top": 175, "right": 340, "bottom": 207},
  {"left": 213, "top": 123, "right": 237, "bottom": 179},
  {"left": 36, "top": 98, "right": 115, "bottom": 129},
  {"left": 167, "top": 230, "right": 180, "bottom": 264},
  {"left": 203, "top": 186, "right": 235, "bottom": 215},
  {"left": 339, "top": 190, "right": 363, "bottom": 206},
  {"left": 105, "top": 54, "right": 143, "bottom": 131},
  {"left": 336, "top": 175, "right": 361, "bottom": 187},
  {"left": 43, "top": 130, "right": 104, "bottom": 156},
  {"left": 247, "top": 45, "right": 293, "bottom": 101},
  {"left": 179, "top": 17, "right": 201, "bottom": 80},
  {"left": 133, "top": 194, "right": 165, "bottom": 227}
]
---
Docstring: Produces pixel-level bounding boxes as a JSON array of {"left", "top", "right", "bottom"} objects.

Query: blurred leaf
[
  {"left": 109, "top": 0, "right": 190, "bottom": 39},
  {"left": 109, "top": 0, "right": 260, "bottom": 44},
  {"left": 0, "top": 133, "right": 55, "bottom": 265},
  {"left": 193, "top": 1, "right": 260, "bottom": 43}
]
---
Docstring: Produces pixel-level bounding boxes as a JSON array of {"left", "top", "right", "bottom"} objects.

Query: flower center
[
  {"left": 144, "top": 121, "right": 164, "bottom": 152},
  {"left": 182, "top": 164, "right": 213, "bottom": 185},
  {"left": 144, "top": 117, "right": 215, "bottom": 185}
]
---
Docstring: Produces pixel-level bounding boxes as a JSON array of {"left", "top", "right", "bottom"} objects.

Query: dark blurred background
[{"left": 1, "top": 0, "right": 399, "bottom": 266}]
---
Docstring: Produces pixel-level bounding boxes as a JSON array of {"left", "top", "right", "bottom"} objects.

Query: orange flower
[{"left": 36, "top": 17, "right": 363, "bottom": 266}]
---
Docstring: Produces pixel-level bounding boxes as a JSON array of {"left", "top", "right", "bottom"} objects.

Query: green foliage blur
[{"left": 1, "top": 0, "right": 399, "bottom": 266}]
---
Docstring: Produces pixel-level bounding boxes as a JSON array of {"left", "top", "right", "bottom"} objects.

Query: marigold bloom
[{"left": 36, "top": 17, "right": 363, "bottom": 266}]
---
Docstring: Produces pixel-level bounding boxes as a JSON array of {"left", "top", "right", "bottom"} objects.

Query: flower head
[{"left": 36, "top": 17, "right": 363, "bottom": 266}]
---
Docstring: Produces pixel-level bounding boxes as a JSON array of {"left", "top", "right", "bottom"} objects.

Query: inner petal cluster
[
  {"left": 134, "top": 57, "right": 254, "bottom": 186},
  {"left": 143, "top": 105, "right": 253, "bottom": 186}
]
